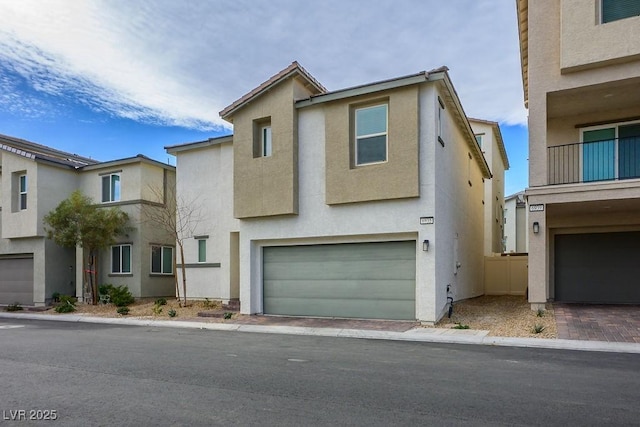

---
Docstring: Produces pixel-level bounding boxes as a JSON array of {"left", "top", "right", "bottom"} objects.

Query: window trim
[
  {"left": 102, "top": 173, "right": 121, "bottom": 203},
  {"left": 111, "top": 244, "right": 132, "bottom": 275},
  {"left": 18, "top": 174, "right": 27, "bottom": 210},
  {"left": 151, "top": 244, "right": 174, "bottom": 275},
  {"left": 354, "top": 103, "right": 388, "bottom": 166}
]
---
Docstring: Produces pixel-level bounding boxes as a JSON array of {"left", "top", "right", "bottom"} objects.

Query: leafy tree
[{"left": 43, "top": 190, "right": 130, "bottom": 304}]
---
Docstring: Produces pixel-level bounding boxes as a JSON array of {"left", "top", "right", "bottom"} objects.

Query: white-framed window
[
  {"left": 261, "top": 125, "right": 272, "bottom": 157},
  {"left": 151, "top": 245, "right": 173, "bottom": 275},
  {"left": 475, "top": 134, "right": 483, "bottom": 148},
  {"left": 601, "top": 0, "right": 640, "bottom": 24},
  {"left": 19, "top": 174, "right": 27, "bottom": 210},
  {"left": 102, "top": 173, "right": 121, "bottom": 203},
  {"left": 355, "top": 103, "right": 388, "bottom": 165},
  {"left": 197, "top": 239, "right": 206, "bottom": 263},
  {"left": 111, "top": 244, "right": 131, "bottom": 274}
]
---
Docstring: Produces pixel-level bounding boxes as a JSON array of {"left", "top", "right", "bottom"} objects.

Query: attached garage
[
  {"left": 0, "top": 256, "right": 34, "bottom": 305},
  {"left": 555, "top": 232, "right": 640, "bottom": 303},
  {"left": 263, "top": 241, "right": 416, "bottom": 320}
]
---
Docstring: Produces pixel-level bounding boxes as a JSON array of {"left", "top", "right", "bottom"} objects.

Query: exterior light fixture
[
  {"left": 533, "top": 221, "right": 540, "bottom": 234},
  {"left": 423, "top": 239, "right": 430, "bottom": 251}
]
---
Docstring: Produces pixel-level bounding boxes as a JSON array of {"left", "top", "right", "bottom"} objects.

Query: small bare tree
[{"left": 143, "top": 183, "right": 203, "bottom": 306}]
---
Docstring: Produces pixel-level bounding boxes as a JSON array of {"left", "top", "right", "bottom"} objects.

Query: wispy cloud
[{"left": 0, "top": 0, "right": 526, "bottom": 130}]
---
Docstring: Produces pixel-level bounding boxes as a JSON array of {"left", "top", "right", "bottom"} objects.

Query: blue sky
[{"left": 0, "top": 0, "right": 528, "bottom": 195}]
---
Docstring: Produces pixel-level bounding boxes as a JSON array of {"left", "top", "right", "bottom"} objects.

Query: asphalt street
[{"left": 0, "top": 318, "right": 638, "bottom": 426}]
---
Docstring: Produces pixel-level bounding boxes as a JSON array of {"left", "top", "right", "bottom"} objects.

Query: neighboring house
[
  {"left": 0, "top": 134, "right": 176, "bottom": 306},
  {"left": 167, "top": 61, "right": 505, "bottom": 323},
  {"left": 517, "top": 0, "right": 640, "bottom": 308},
  {"left": 470, "top": 119, "right": 510, "bottom": 255},
  {"left": 504, "top": 191, "right": 528, "bottom": 253}
]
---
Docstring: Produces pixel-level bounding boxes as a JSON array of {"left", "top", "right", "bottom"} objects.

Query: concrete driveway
[{"left": 554, "top": 304, "right": 640, "bottom": 343}]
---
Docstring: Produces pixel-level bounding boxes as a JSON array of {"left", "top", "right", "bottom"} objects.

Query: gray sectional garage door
[
  {"left": 0, "top": 256, "right": 34, "bottom": 305},
  {"left": 263, "top": 241, "right": 416, "bottom": 320},
  {"left": 555, "top": 232, "right": 640, "bottom": 303}
]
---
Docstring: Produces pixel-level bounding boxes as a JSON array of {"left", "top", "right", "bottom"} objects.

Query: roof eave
[{"left": 166, "top": 135, "right": 234, "bottom": 154}]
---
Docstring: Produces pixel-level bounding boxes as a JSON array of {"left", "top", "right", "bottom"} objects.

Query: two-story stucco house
[
  {"left": 517, "top": 0, "right": 640, "bottom": 307},
  {"left": 0, "top": 134, "right": 176, "bottom": 306},
  {"left": 168, "top": 62, "right": 507, "bottom": 323},
  {"left": 504, "top": 191, "right": 528, "bottom": 254},
  {"left": 470, "top": 119, "right": 510, "bottom": 255}
]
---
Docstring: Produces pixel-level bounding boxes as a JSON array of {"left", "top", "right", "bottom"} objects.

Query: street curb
[{"left": 1, "top": 312, "right": 639, "bottom": 354}]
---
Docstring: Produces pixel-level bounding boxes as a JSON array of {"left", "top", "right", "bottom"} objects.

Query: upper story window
[
  {"left": 19, "top": 174, "right": 27, "bottom": 210},
  {"left": 102, "top": 173, "right": 121, "bottom": 203},
  {"left": 601, "top": 0, "right": 640, "bottom": 23},
  {"left": 111, "top": 244, "right": 131, "bottom": 274},
  {"left": 253, "top": 118, "right": 272, "bottom": 158},
  {"left": 151, "top": 245, "right": 173, "bottom": 275},
  {"left": 475, "top": 134, "right": 483, "bottom": 148},
  {"left": 438, "top": 97, "right": 445, "bottom": 146},
  {"left": 355, "top": 104, "right": 388, "bottom": 165}
]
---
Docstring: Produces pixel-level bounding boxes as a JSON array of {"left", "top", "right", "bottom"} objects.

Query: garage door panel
[
  {"left": 264, "top": 279, "right": 415, "bottom": 300},
  {"left": 264, "top": 296, "right": 415, "bottom": 320},
  {"left": 263, "top": 241, "right": 416, "bottom": 320},
  {"left": 264, "top": 243, "right": 416, "bottom": 263},
  {"left": 555, "top": 232, "right": 640, "bottom": 303},
  {"left": 0, "top": 257, "right": 34, "bottom": 305},
  {"left": 264, "top": 260, "right": 416, "bottom": 281}
]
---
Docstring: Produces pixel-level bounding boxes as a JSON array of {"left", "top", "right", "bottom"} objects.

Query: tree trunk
[
  {"left": 92, "top": 253, "right": 99, "bottom": 305},
  {"left": 174, "top": 255, "right": 180, "bottom": 302},
  {"left": 179, "top": 242, "right": 187, "bottom": 307}
]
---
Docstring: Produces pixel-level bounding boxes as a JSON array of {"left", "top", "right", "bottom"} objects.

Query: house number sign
[
  {"left": 420, "top": 216, "right": 434, "bottom": 225},
  {"left": 529, "top": 204, "right": 544, "bottom": 212}
]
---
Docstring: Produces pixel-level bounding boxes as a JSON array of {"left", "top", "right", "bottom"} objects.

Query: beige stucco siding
[
  {"left": 231, "top": 78, "right": 299, "bottom": 218},
  {"left": 560, "top": 0, "right": 640, "bottom": 72},
  {"left": 324, "top": 86, "right": 420, "bottom": 205}
]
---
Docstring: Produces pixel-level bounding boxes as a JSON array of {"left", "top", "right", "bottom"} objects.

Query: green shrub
[
  {"left": 152, "top": 305, "right": 163, "bottom": 315},
  {"left": 117, "top": 306, "right": 130, "bottom": 315},
  {"left": 536, "top": 309, "right": 545, "bottom": 318},
  {"left": 168, "top": 308, "right": 177, "bottom": 318},
  {"left": 99, "top": 284, "right": 134, "bottom": 307},
  {"left": 51, "top": 292, "right": 61, "bottom": 303},
  {"left": 6, "top": 302, "right": 23, "bottom": 312},
  {"left": 55, "top": 296, "right": 76, "bottom": 313},
  {"left": 452, "top": 323, "right": 470, "bottom": 330},
  {"left": 532, "top": 324, "right": 546, "bottom": 334},
  {"left": 155, "top": 298, "right": 167, "bottom": 306},
  {"left": 223, "top": 312, "right": 233, "bottom": 320}
]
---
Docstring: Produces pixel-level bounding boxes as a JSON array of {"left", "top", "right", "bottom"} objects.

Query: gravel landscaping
[
  {"left": 435, "top": 295, "right": 557, "bottom": 339},
  {"left": 15, "top": 295, "right": 557, "bottom": 339}
]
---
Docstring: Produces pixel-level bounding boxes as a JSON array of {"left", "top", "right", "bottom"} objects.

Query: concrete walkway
[{"left": 1, "top": 312, "right": 639, "bottom": 354}]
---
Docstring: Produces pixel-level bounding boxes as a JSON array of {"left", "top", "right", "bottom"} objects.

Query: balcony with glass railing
[{"left": 547, "top": 136, "right": 640, "bottom": 185}]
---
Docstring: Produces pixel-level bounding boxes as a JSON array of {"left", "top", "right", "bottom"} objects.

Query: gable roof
[
  {"left": 0, "top": 133, "right": 97, "bottom": 169},
  {"left": 165, "top": 134, "right": 233, "bottom": 154},
  {"left": 219, "top": 61, "right": 327, "bottom": 120}
]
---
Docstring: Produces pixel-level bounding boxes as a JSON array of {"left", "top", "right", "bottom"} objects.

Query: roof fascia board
[
  {"left": 81, "top": 156, "right": 174, "bottom": 172},
  {"left": 431, "top": 72, "right": 492, "bottom": 179},
  {"left": 296, "top": 73, "right": 428, "bottom": 108},
  {"left": 166, "top": 135, "right": 233, "bottom": 154}
]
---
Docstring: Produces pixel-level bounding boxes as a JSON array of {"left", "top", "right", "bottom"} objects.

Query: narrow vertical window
[
  {"left": 198, "top": 239, "right": 207, "bottom": 263},
  {"left": 355, "top": 103, "right": 388, "bottom": 165},
  {"left": 262, "top": 126, "right": 272, "bottom": 157},
  {"left": 19, "top": 174, "right": 27, "bottom": 210},
  {"left": 438, "top": 97, "right": 445, "bottom": 146}
]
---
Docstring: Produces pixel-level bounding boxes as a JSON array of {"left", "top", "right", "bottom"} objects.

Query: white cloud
[{"left": 0, "top": 0, "right": 527, "bottom": 130}]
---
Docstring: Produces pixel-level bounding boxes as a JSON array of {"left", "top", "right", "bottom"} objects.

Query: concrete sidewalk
[{"left": 2, "top": 312, "right": 639, "bottom": 354}]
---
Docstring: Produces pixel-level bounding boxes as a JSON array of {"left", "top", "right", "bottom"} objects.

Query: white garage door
[
  {"left": 263, "top": 241, "right": 416, "bottom": 320},
  {"left": 0, "top": 256, "right": 34, "bottom": 305}
]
